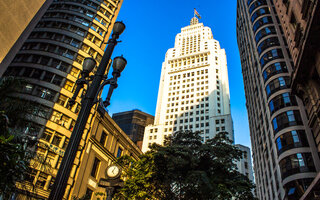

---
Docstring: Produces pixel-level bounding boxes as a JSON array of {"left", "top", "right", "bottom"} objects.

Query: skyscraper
[
  {"left": 235, "top": 144, "right": 254, "bottom": 183},
  {"left": 2, "top": 0, "right": 123, "bottom": 198},
  {"left": 142, "top": 17, "right": 234, "bottom": 152},
  {"left": 236, "top": 0, "right": 320, "bottom": 199},
  {"left": 112, "top": 109, "right": 154, "bottom": 150}
]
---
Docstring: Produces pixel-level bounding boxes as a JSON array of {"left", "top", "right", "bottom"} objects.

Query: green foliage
[
  {"left": 0, "top": 77, "right": 51, "bottom": 199},
  {"left": 115, "top": 131, "right": 257, "bottom": 200}
]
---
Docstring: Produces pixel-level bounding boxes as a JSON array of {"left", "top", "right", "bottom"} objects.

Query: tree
[
  {"left": 115, "top": 130, "right": 256, "bottom": 200},
  {"left": 0, "top": 77, "right": 50, "bottom": 199}
]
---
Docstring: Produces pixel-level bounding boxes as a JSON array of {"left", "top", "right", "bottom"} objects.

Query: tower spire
[
  {"left": 191, "top": 8, "right": 201, "bottom": 25},
  {"left": 190, "top": 17, "right": 199, "bottom": 25}
]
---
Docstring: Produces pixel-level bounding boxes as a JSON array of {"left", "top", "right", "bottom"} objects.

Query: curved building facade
[
  {"left": 237, "top": 0, "right": 320, "bottom": 199},
  {"left": 3, "top": 0, "right": 123, "bottom": 198}
]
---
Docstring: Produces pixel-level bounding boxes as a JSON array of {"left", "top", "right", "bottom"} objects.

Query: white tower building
[{"left": 142, "top": 17, "right": 234, "bottom": 152}]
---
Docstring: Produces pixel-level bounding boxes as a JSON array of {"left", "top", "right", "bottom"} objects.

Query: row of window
[
  {"left": 276, "top": 130, "right": 309, "bottom": 155},
  {"left": 279, "top": 153, "right": 315, "bottom": 179},
  {"left": 168, "top": 87, "right": 209, "bottom": 96},
  {"left": 52, "top": 0, "right": 100, "bottom": 10},
  {"left": 265, "top": 76, "right": 290, "bottom": 97},
  {"left": 12, "top": 53, "right": 76, "bottom": 74},
  {"left": 255, "top": 26, "right": 276, "bottom": 43},
  {"left": 272, "top": 110, "right": 302, "bottom": 133},
  {"left": 44, "top": 11, "right": 91, "bottom": 27},
  {"left": 257, "top": 37, "right": 280, "bottom": 55},
  {"left": 22, "top": 42, "right": 76, "bottom": 60},
  {"left": 262, "top": 62, "right": 288, "bottom": 82},
  {"left": 50, "top": 109, "right": 76, "bottom": 130},
  {"left": 169, "top": 55, "right": 209, "bottom": 68},
  {"left": 36, "top": 20, "right": 87, "bottom": 37},
  {"left": 28, "top": 31, "right": 81, "bottom": 48},
  {"left": 269, "top": 92, "right": 297, "bottom": 115},
  {"left": 260, "top": 49, "right": 284, "bottom": 67},
  {"left": 170, "top": 69, "right": 209, "bottom": 80},
  {"left": 253, "top": 16, "right": 273, "bottom": 32},
  {"left": 249, "top": 0, "right": 267, "bottom": 14},
  {"left": 251, "top": 7, "right": 269, "bottom": 23},
  {"left": 169, "top": 78, "right": 209, "bottom": 86},
  {"left": 169, "top": 81, "right": 210, "bottom": 91}
]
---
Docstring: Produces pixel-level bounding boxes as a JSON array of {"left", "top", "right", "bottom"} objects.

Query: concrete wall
[{"left": 0, "top": 0, "right": 47, "bottom": 76}]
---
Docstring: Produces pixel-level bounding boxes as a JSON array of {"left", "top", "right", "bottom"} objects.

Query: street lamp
[{"left": 48, "top": 21, "right": 126, "bottom": 200}]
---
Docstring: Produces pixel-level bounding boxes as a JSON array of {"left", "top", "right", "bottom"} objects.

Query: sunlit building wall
[
  {"left": 0, "top": 0, "right": 49, "bottom": 77},
  {"left": 142, "top": 17, "right": 234, "bottom": 152}
]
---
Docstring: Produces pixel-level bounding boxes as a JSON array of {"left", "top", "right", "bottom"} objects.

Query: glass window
[
  {"left": 265, "top": 76, "right": 290, "bottom": 97},
  {"left": 247, "top": 0, "right": 254, "bottom": 6},
  {"left": 272, "top": 110, "right": 303, "bottom": 133},
  {"left": 52, "top": 133, "right": 62, "bottom": 146},
  {"left": 279, "top": 153, "right": 315, "bottom": 179},
  {"left": 260, "top": 49, "right": 284, "bottom": 67},
  {"left": 251, "top": 7, "right": 270, "bottom": 23},
  {"left": 100, "top": 131, "right": 107, "bottom": 146},
  {"left": 253, "top": 16, "right": 273, "bottom": 32},
  {"left": 117, "top": 147, "right": 123, "bottom": 158},
  {"left": 249, "top": 0, "right": 267, "bottom": 14},
  {"left": 52, "top": 75, "right": 63, "bottom": 86},
  {"left": 70, "top": 67, "right": 80, "bottom": 78},
  {"left": 64, "top": 80, "right": 74, "bottom": 92},
  {"left": 276, "top": 130, "right": 309, "bottom": 155},
  {"left": 262, "top": 62, "right": 288, "bottom": 82},
  {"left": 257, "top": 37, "right": 280, "bottom": 55},
  {"left": 91, "top": 157, "right": 101, "bottom": 178},
  {"left": 269, "top": 92, "right": 297, "bottom": 114},
  {"left": 41, "top": 128, "right": 54, "bottom": 142},
  {"left": 284, "top": 178, "right": 313, "bottom": 199},
  {"left": 255, "top": 26, "right": 276, "bottom": 43}
]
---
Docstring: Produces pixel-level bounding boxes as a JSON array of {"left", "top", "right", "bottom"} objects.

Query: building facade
[
  {"left": 236, "top": 0, "right": 320, "bottom": 200},
  {"left": 235, "top": 144, "right": 254, "bottom": 183},
  {"left": 142, "top": 17, "right": 234, "bottom": 152},
  {"left": 273, "top": 1, "right": 320, "bottom": 199},
  {"left": 2, "top": 0, "right": 124, "bottom": 198},
  {"left": 0, "top": 0, "right": 49, "bottom": 77},
  {"left": 70, "top": 106, "right": 141, "bottom": 199},
  {"left": 112, "top": 109, "right": 154, "bottom": 150}
]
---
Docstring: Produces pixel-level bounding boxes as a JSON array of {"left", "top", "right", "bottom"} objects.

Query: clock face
[{"left": 106, "top": 165, "right": 121, "bottom": 179}]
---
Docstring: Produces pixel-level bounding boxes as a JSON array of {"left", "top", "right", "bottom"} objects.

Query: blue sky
[{"left": 103, "top": 0, "right": 251, "bottom": 147}]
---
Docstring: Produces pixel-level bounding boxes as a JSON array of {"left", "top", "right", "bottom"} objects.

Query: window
[
  {"left": 91, "top": 157, "right": 101, "bottom": 178},
  {"left": 272, "top": 110, "right": 303, "bottom": 133},
  {"left": 251, "top": 7, "right": 270, "bottom": 23},
  {"left": 41, "top": 129, "right": 53, "bottom": 142},
  {"left": 276, "top": 130, "right": 309, "bottom": 155},
  {"left": 64, "top": 80, "right": 74, "bottom": 92},
  {"left": 52, "top": 133, "right": 62, "bottom": 146},
  {"left": 85, "top": 188, "right": 93, "bottom": 199},
  {"left": 269, "top": 93, "right": 297, "bottom": 114},
  {"left": 57, "top": 95, "right": 68, "bottom": 107},
  {"left": 255, "top": 26, "right": 276, "bottom": 43},
  {"left": 100, "top": 131, "right": 107, "bottom": 146},
  {"left": 253, "top": 16, "right": 273, "bottom": 32},
  {"left": 249, "top": 0, "right": 267, "bottom": 14},
  {"left": 117, "top": 147, "right": 123, "bottom": 158},
  {"left": 279, "top": 153, "right": 315, "bottom": 179},
  {"left": 266, "top": 76, "right": 290, "bottom": 97},
  {"left": 262, "top": 62, "right": 288, "bottom": 82},
  {"left": 52, "top": 75, "right": 63, "bottom": 86},
  {"left": 257, "top": 37, "right": 280, "bottom": 55},
  {"left": 260, "top": 49, "right": 284, "bottom": 67}
]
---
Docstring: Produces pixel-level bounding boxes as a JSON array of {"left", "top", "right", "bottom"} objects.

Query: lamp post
[{"left": 48, "top": 21, "right": 126, "bottom": 200}]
